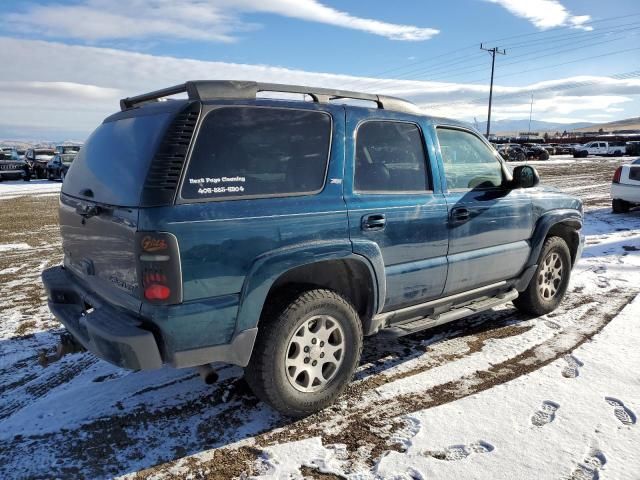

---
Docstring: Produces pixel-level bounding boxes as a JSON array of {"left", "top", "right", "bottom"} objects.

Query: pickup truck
[
  {"left": 573, "top": 141, "right": 626, "bottom": 158},
  {"left": 42, "top": 81, "right": 585, "bottom": 416}
]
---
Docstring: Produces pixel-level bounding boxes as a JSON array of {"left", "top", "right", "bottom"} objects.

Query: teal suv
[{"left": 42, "top": 81, "right": 584, "bottom": 416}]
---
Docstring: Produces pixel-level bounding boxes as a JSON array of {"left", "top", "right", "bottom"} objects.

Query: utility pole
[
  {"left": 528, "top": 94, "right": 534, "bottom": 134},
  {"left": 480, "top": 43, "right": 506, "bottom": 138}
]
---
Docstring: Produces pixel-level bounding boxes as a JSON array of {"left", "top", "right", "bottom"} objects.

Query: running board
[{"left": 379, "top": 288, "right": 519, "bottom": 338}]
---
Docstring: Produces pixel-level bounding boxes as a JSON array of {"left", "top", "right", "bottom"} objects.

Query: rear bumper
[
  {"left": 0, "top": 170, "right": 26, "bottom": 180},
  {"left": 42, "top": 266, "right": 163, "bottom": 370},
  {"left": 611, "top": 183, "right": 640, "bottom": 204},
  {"left": 42, "top": 265, "right": 258, "bottom": 370}
]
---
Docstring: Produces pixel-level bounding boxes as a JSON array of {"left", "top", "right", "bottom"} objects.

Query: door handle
[
  {"left": 451, "top": 207, "right": 470, "bottom": 222},
  {"left": 362, "top": 213, "right": 386, "bottom": 231}
]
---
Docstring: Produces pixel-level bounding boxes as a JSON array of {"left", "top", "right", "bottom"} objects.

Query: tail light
[
  {"left": 136, "top": 232, "right": 182, "bottom": 305},
  {"left": 613, "top": 166, "right": 622, "bottom": 184}
]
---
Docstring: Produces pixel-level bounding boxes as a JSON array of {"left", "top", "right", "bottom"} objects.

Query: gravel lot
[{"left": 0, "top": 156, "right": 638, "bottom": 479}]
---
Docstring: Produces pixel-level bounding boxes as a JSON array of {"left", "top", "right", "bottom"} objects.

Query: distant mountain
[
  {"left": 572, "top": 117, "right": 640, "bottom": 133},
  {"left": 476, "top": 119, "right": 595, "bottom": 135}
]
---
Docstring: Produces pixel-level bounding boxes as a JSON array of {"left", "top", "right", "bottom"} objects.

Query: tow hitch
[{"left": 38, "top": 332, "right": 86, "bottom": 367}]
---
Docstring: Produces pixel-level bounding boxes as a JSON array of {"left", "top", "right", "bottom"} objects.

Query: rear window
[
  {"left": 180, "top": 107, "right": 331, "bottom": 200},
  {"left": 62, "top": 112, "right": 173, "bottom": 206}
]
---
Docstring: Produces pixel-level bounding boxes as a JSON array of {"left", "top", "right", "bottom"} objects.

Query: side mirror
[{"left": 512, "top": 165, "right": 540, "bottom": 189}]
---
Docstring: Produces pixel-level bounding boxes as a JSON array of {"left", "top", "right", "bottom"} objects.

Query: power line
[
  {"left": 423, "top": 64, "right": 640, "bottom": 112},
  {"left": 373, "top": 23, "right": 640, "bottom": 87},
  {"left": 339, "top": 13, "right": 640, "bottom": 91},
  {"left": 419, "top": 25, "right": 640, "bottom": 84}
]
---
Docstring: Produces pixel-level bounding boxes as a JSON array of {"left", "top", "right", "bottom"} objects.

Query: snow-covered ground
[
  {"left": 0, "top": 179, "right": 61, "bottom": 200},
  {"left": 0, "top": 156, "right": 638, "bottom": 479}
]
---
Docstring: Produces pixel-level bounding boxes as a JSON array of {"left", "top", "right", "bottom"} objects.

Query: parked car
[
  {"left": 547, "top": 143, "right": 572, "bottom": 155},
  {"left": 0, "top": 150, "right": 29, "bottom": 181},
  {"left": 507, "top": 145, "right": 527, "bottom": 162},
  {"left": 626, "top": 141, "right": 640, "bottom": 156},
  {"left": 524, "top": 144, "right": 550, "bottom": 160},
  {"left": 25, "top": 148, "right": 55, "bottom": 179},
  {"left": 10, "top": 148, "right": 27, "bottom": 161},
  {"left": 42, "top": 80, "right": 585, "bottom": 417},
  {"left": 611, "top": 158, "right": 640, "bottom": 213},
  {"left": 55, "top": 144, "right": 82, "bottom": 155},
  {"left": 573, "top": 141, "right": 626, "bottom": 158},
  {"left": 496, "top": 144, "right": 526, "bottom": 162},
  {"left": 46, "top": 153, "right": 76, "bottom": 181}
]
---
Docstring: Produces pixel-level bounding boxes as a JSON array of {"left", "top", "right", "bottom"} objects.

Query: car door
[
  {"left": 344, "top": 110, "right": 449, "bottom": 312},
  {"left": 599, "top": 143, "right": 609, "bottom": 155},
  {"left": 433, "top": 125, "right": 534, "bottom": 295}
]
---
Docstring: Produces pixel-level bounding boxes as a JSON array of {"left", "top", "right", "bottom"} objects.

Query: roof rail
[{"left": 119, "top": 80, "right": 421, "bottom": 115}]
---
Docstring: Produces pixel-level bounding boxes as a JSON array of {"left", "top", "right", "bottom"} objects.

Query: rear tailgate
[
  {"left": 60, "top": 194, "right": 142, "bottom": 312},
  {"left": 57, "top": 101, "right": 198, "bottom": 311}
]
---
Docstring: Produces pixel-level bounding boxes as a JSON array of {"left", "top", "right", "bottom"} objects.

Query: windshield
[{"left": 60, "top": 154, "right": 76, "bottom": 164}]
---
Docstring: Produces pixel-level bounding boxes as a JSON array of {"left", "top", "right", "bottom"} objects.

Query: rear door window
[
  {"left": 181, "top": 107, "right": 331, "bottom": 200},
  {"left": 354, "top": 121, "right": 429, "bottom": 193}
]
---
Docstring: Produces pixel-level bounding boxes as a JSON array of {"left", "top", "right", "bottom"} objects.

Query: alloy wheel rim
[
  {"left": 537, "top": 252, "right": 563, "bottom": 300},
  {"left": 285, "top": 315, "right": 345, "bottom": 393}
]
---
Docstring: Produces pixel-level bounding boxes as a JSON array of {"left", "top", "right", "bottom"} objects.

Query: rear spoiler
[{"left": 119, "top": 80, "right": 421, "bottom": 115}]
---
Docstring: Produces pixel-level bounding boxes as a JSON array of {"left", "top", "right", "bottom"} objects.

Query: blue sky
[{"left": 0, "top": 0, "right": 639, "bottom": 139}]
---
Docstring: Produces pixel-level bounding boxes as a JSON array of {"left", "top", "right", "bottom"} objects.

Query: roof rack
[{"left": 119, "top": 80, "right": 421, "bottom": 115}]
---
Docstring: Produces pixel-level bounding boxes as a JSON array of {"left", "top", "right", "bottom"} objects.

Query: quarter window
[
  {"left": 436, "top": 128, "right": 503, "bottom": 190},
  {"left": 355, "top": 121, "right": 429, "bottom": 192},
  {"left": 181, "top": 107, "right": 331, "bottom": 200}
]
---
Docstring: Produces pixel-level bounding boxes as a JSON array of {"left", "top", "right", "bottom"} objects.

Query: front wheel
[
  {"left": 514, "top": 236, "right": 572, "bottom": 316},
  {"left": 244, "top": 289, "right": 363, "bottom": 417}
]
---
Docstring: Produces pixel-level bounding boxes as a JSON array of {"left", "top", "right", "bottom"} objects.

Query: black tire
[
  {"left": 244, "top": 289, "right": 363, "bottom": 417},
  {"left": 612, "top": 198, "right": 630, "bottom": 214},
  {"left": 539, "top": 151, "right": 550, "bottom": 160},
  {"left": 47, "top": 171, "right": 55, "bottom": 181},
  {"left": 514, "top": 236, "right": 572, "bottom": 316}
]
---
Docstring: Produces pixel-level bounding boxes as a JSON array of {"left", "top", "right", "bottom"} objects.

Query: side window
[
  {"left": 181, "top": 107, "right": 331, "bottom": 200},
  {"left": 355, "top": 121, "right": 429, "bottom": 192},
  {"left": 436, "top": 128, "right": 503, "bottom": 190}
]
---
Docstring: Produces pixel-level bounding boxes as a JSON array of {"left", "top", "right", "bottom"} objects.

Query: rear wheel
[
  {"left": 514, "top": 236, "right": 571, "bottom": 316},
  {"left": 612, "top": 198, "right": 630, "bottom": 214},
  {"left": 244, "top": 289, "right": 363, "bottom": 417}
]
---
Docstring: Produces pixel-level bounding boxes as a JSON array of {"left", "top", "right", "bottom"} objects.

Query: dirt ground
[{"left": 0, "top": 156, "right": 638, "bottom": 479}]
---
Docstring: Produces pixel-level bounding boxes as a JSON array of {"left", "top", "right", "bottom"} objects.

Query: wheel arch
[
  {"left": 527, "top": 210, "right": 583, "bottom": 268},
  {"left": 235, "top": 242, "right": 383, "bottom": 336}
]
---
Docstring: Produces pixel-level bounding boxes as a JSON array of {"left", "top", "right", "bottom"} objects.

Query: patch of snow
[
  {"left": 253, "top": 294, "right": 640, "bottom": 479},
  {"left": 0, "top": 242, "right": 31, "bottom": 252},
  {"left": 0, "top": 179, "right": 61, "bottom": 199}
]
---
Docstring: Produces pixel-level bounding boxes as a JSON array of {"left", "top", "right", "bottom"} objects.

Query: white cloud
[
  {"left": 0, "top": 37, "right": 638, "bottom": 139},
  {"left": 486, "top": 0, "right": 592, "bottom": 30},
  {"left": 6, "top": 0, "right": 439, "bottom": 43}
]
